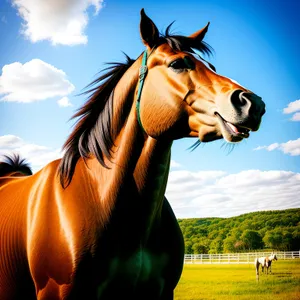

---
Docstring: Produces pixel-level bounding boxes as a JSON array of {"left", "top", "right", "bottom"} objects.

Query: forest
[{"left": 177, "top": 208, "right": 300, "bottom": 254}]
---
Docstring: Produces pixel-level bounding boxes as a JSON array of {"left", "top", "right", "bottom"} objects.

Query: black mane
[
  {"left": 59, "top": 26, "right": 214, "bottom": 187},
  {"left": 0, "top": 154, "right": 32, "bottom": 176}
]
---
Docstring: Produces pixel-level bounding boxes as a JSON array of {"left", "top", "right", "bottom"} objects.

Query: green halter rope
[{"left": 136, "top": 50, "right": 148, "bottom": 132}]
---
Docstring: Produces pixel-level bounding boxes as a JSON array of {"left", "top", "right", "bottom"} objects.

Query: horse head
[{"left": 137, "top": 9, "right": 265, "bottom": 143}]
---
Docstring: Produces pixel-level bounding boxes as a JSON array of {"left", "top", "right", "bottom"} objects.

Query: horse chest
[{"left": 95, "top": 248, "right": 168, "bottom": 298}]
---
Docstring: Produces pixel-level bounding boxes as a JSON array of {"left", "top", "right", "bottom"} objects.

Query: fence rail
[{"left": 184, "top": 251, "right": 300, "bottom": 264}]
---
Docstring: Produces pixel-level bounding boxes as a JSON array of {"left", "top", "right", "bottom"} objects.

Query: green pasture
[{"left": 175, "top": 260, "right": 300, "bottom": 300}]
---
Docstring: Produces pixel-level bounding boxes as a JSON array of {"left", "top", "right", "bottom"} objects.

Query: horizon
[{"left": 177, "top": 207, "right": 299, "bottom": 220}]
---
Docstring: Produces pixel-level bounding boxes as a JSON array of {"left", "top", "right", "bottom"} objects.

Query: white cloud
[
  {"left": 0, "top": 59, "right": 75, "bottom": 102},
  {"left": 11, "top": 0, "right": 104, "bottom": 45},
  {"left": 254, "top": 138, "right": 300, "bottom": 156},
  {"left": 279, "top": 139, "right": 300, "bottom": 156},
  {"left": 58, "top": 96, "right": 73, "bottom": 107},
  {"left": 0, "top": 135, "right": 62, "bottom": 172},
  {"left": 170, "top": 160, "right": 181, "bottom": 168},
  {"left": 0, "top": 135, "right": 24, "bottom": 148},
  {"left": 283, "top": 99, "right": 300, "bottom": 114},
  {"left": 290, "top": 112, "right": 300, "bottom": 121},
  {"left": 254, "top": 143, "right": 279, "bottom": 152},
  {"left": 166, "top": 169, "right": 300, "bottom": 218},
  {"left": 283, "top": 99, "right": 300, "bottom": 121}
]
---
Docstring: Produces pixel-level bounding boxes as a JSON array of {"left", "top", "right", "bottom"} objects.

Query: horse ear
[
  {"left": 189, "top": 22, "right": 210, "bottom": 42},
  {"left": 140, "top": 9, "right": 159, "bottom": 48}
]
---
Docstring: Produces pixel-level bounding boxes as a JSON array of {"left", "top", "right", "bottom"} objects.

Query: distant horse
[
  {"left": 265, "top": 253, "right": 278, "bottom": 274},
  {"left": 0, "top": 9, "right": 265, "bottom": 300},
  {"left": 255, "top": 253, "right": 278, "bottom": 279}
]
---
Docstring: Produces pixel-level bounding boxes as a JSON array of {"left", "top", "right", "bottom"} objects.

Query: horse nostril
[
  {"left": 239, "top": 93, "right": 248, "bottom": 106},
  {"left": 230, "top": 89, "right": 245, "bottom": 108}
]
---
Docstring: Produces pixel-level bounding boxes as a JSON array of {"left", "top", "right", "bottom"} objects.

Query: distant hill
[{"left": 178, "top": 208, "right": 300, "bottom": 254}]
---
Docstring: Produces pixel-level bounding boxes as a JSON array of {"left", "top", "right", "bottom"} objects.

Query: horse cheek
[{"left": 140, "top": 99, "right": 187, "bottom": 139}]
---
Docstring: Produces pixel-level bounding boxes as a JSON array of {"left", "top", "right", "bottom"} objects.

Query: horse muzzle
[{"left": 215, "top": 89, "right": 266, "bottom": 142}]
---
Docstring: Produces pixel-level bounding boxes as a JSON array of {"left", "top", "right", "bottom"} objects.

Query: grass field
[{"left": 174, "top": 260, "right": 300, "bottom": 300}]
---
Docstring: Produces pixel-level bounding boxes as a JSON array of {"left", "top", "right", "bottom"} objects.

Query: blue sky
[{"left": 0, "top": 0, "right": 299, "bottom": 218}]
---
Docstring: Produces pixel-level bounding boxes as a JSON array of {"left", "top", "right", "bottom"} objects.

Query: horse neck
[
  {"left": 269, "top": 256, "right": 275, "bottom": 261},
  {"left": 82, "top": 60, "right": 172, "bottom": 236}
]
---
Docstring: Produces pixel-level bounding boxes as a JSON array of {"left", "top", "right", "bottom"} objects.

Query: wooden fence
[{"left": 184, "top": 251, "right": 300, "bottom": 264}]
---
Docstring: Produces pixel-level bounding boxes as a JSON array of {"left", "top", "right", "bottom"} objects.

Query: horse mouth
[{"left": 215, "top": 112, "right": 250, "bottom": 142}]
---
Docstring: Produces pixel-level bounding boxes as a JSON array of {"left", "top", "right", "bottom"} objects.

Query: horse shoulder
[
  {"left": 28, "top": 159, "right": 106, "bottom": 292},
  {"left": 26, "top": 160, "right": 76, "bottom": 290}
]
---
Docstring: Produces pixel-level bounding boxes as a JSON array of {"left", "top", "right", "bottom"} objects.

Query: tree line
[{"left": 177, "top": 208, "right": 300, "bottom": 254}]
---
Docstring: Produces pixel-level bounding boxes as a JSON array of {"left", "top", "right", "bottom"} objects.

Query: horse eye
[
  {"left": 168, "top": 59, "right": 187, "bottom": 72},
  {"left": 183, "top": 57, "right": 195, "bottom": 70},
  {"left": 169, "top": 57, "right": 195, "bottom": 73}
]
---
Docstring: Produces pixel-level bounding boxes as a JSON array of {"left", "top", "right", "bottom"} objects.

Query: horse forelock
[{"left": 58, "top": 25, "right": 214, "bottom": 187}]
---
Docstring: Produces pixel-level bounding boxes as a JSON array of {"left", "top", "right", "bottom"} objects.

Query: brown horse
[
  {"left": 0, "top": 9, "right": 265, "bottom": 300},
  {"left": 265, "top": 253, "right": 278, "bottom": 275}
]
